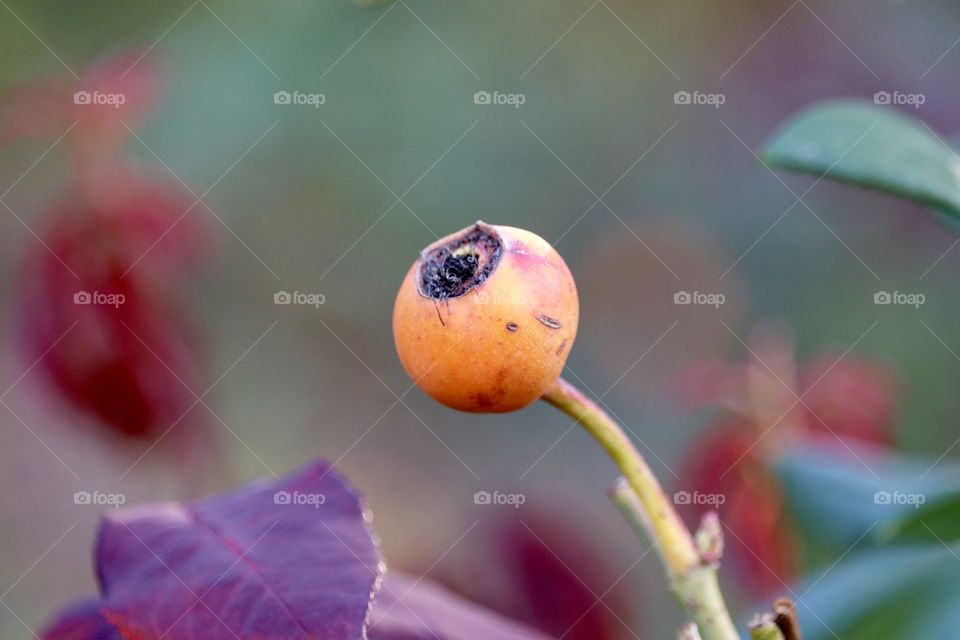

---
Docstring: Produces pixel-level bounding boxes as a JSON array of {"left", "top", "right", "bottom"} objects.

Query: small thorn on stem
[
  {"left": 695, "top": 511, "right": 724, "bottom": 565},
  {"left": 773, "top": 597, "right": 802, "bottom": 640},
  {"left": 677, "top": 622, "right": 703, "bottom": 640},
  {"left": 749, "top": 596, "right": 802, "bottom": 640}
]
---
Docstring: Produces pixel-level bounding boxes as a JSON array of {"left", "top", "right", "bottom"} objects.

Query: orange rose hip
[{"left": 393, "top": 221, "right": 579, "bottom": 412}]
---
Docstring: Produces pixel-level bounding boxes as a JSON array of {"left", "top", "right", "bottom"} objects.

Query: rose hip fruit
[{"left": 393, "top": 222, "right": 579, "bottom": 412}]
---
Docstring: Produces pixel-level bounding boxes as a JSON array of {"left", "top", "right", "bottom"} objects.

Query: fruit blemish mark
[{"left": 537, "top": 314, "right": 562, "bottom": 329}]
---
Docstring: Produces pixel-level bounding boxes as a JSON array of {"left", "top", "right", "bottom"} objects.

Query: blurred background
[{"left": 2, "top": 1, "right": 960, "bottom": 638}]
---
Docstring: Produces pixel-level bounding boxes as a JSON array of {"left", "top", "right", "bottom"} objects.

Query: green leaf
[
  {"left": 879, "top": 490, "right": 960, "bottom": 544},
  {"left": 796, "top": 545, "right": 960, "bottom": 640},
  {"left": 775, "top": 444, "right": 960, "bottom": 551},
  {"left": 776, "top": 446, "right": 960, "bottom": 638},
  {"left": 763, "top": 100, "right": 960, "bottom": 218}
]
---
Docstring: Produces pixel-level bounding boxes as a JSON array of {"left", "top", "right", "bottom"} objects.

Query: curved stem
[{"left": 542, "top": 377, "right": 740, "bottom": 640}]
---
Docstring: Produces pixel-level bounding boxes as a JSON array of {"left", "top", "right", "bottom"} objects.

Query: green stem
[
  {"left": 678, "top": 622, "right": 705, "bottom": 639},
  {"left": 611, "top": 479, "right": 739, "bottom": 640},
  {"left": 543, "top": 377, "right": 740, "bottom": 640},
  {"left": 748, "top": 616, "right": 786, "bottom": 640}
]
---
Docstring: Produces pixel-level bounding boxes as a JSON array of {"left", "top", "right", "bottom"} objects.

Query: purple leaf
[
  {"left": 369, "top": 573, "right": 553, "bottom": 640},
  {"left": 95, "top": 460, "right": 383, "bottom": 639},
  {"left": 41, "top": 598, "right": 122, "bottom": 640}
]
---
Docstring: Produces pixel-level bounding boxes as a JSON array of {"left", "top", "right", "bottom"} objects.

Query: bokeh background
[{"left": 2, "top": 1, "right": 960, "bottom": 638}]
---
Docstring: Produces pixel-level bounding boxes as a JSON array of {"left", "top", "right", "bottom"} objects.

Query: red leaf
[
  {"left": 41, "top": 598, "right": 121, "bottom": 640},
  {"left": 95, "top": 461, "right": 383, "bottom": 639},
  {"left": 2, "top": 49, "right": 158, "bottom": 144},
  {"left": 20, "top": 176, "right": 208, "bottom": 440},
  {"left": 43, "top": 461, "right": 551, "bottom": 639},
  {"left": 799, "top": 353, "right": 898, "bottom": 446},
  {"left": 678, "top": 419, "right": 797, "bottom": 595},
  {"left": 369, "top": 573, "right": 551, "bottom": 640}
]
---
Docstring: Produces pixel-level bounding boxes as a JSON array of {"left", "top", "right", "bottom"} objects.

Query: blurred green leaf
[
  {"left": 879, "top": 490, "right": 960, "bottom": 544},
  {"left": 776, "top": 444, "right": 960, "bottom": 551},
  {"left": 763, "top": 100, "right": 960, "bottom": 218},
  {"left": 797, "top": 545, "right": 960, "bottom": 640},
  {"left": 777, "top": 445, "right": 960, "bottom": 639}
]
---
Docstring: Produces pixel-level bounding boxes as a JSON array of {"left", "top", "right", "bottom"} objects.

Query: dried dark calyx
[{"left": 418, "top": 223, "right": 502, "bottom": 299}]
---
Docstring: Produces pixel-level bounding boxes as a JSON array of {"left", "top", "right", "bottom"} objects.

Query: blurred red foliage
[
  {"left": 7, "top": 52, "right": 210, "bottom": 442},
  {"left": 442, "top": 512, "right": 634, "bottom": 640},
  {"left": 669, "top": 325, "right": 898, "bottom": 595}
]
